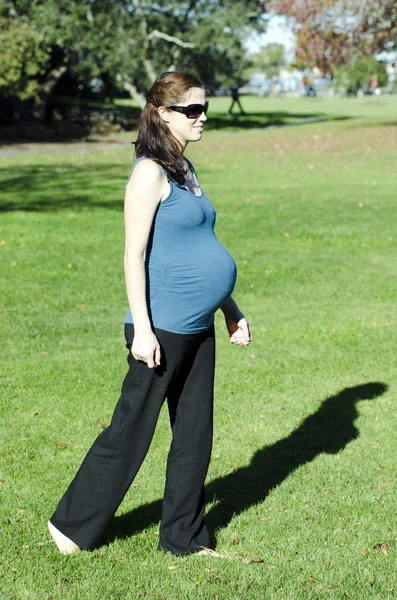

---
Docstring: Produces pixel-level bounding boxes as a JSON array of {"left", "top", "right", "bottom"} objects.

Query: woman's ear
[{"left": 158, "top": 106, "right": 170, "bottom": 123}]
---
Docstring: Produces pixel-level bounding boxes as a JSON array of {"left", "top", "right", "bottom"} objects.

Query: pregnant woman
[{"left": 48, "top": 71, "right": 251, "bottom": 557}]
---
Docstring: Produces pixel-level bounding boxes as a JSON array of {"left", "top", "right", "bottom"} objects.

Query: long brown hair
[{"left": 134, "top": 71, "right": 205, "bottom": 185}]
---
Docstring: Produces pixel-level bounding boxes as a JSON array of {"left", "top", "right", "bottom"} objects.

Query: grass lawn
[{"left": 0, "top": 97, "right": 396, "bottom": 599}]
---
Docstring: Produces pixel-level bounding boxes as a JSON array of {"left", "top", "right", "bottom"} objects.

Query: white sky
[{"left": 244, "top": 15, "right": 296, "bottom": 62}]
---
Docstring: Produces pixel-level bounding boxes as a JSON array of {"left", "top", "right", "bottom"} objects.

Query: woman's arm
[
  {"left": 220, "top": 296, "right": 252, "bottom": 346},
  {"left": 124, "top": 159, "right": 168, "bottom": 368}
]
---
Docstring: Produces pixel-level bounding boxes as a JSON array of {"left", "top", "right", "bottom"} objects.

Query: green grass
[{"left": 1, "top": 98, "right": 396, "bottom": 599}]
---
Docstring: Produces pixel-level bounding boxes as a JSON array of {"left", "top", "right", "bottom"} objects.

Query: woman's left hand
[{"left": 226, "top": 317, "right": 252, "bottom": 346}]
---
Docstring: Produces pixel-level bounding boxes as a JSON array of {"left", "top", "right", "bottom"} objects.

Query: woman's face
[{"left": 161, "top": 87, "right": 208, "bottom": 148}]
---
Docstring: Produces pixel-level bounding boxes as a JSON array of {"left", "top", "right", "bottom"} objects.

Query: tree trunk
[
  {"left": 120, "top": 79, "right": 145, "bottom": 108},
  {"left": 32, "top": 65, "right": 68, "bottom": 123},
  {"left": 143, "top": 29, "right": 195, "bottom": 83}
]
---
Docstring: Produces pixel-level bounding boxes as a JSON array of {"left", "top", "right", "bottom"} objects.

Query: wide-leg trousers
[{"left": 50, "top": 323, "right": 215, "bottom": 555}]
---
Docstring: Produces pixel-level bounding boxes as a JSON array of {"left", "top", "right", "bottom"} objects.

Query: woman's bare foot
[{"left": 47, "top": 520, "right": 81, "bottom": 555}]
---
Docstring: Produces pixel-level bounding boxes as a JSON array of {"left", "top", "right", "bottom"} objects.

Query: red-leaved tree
[{"left": 269, "top": 0, "right": 396, "bottom": 72}]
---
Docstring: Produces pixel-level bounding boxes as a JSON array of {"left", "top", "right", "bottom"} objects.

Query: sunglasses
[{"left": 167, "top": 101, "right": 209, "bottom": 119}]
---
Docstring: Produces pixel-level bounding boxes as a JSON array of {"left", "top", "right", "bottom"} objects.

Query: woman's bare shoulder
[
  {"left": 126, "top": 158, "right": 169, "bottom": 205},
  {"left": 129, "top": 158, "right": 164, "bottom": 182}
]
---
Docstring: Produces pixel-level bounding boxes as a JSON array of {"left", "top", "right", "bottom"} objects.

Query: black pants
[{"left": 50, "top": 324, "right": 215, "bottom": 555}]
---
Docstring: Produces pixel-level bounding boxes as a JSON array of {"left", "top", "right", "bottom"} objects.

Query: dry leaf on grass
[
  {"left": 244, "top": 556, "right": 264, "bottom": 564},
  {"left": 373, "top": 542, "right": 389, "bottom": 556}
]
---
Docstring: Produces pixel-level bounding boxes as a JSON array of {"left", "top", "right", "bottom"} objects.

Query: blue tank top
[{"left": 125, "top": 157, "right": 237, "bottom": 334}]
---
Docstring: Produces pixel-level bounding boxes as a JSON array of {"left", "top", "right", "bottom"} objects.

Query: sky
[{"left": 244, "top": 15, "right": 296, "bottom": 63}]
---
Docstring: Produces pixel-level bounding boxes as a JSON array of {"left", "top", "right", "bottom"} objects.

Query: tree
[
  {"left": 270, "top": 0, "right": 397, "bottom": 73},
  {"left": 334, "top": 56, "right": 388, "bottom": 91},
  {"left": 118, "top": 1, "right": 268, "bottom": 96},
  {"left": 1, "top": 0, "right": 133, "bottom": 120},
  {"left": 0, "top": 15, "right": 50, "bottom": 102},
  {"left": 247, "top": 43, "right": 286, "bottom": 79},
  {"left": 1, "top": 0, "right": 268, "bottom": 122}
]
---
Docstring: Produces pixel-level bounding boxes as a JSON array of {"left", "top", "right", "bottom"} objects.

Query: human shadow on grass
[{"left": 105, "top": 381, "right": 387, "bottom": 548}]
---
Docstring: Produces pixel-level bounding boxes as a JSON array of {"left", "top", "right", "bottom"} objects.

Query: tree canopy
[
  {"left": 270, "top": 0, "right": 397, "bottom": 73},
  {"left": 334, "top": 55, "right": 388, "bottom": 91},
  {"left": 1, "top": 0, "right": 267, "bottom": 121},
  {"left": 1, "top": 0, "right": 395, "bottom": 124},
  {"left": 247, "top": 43, "right": 286, "bottom": 79}
]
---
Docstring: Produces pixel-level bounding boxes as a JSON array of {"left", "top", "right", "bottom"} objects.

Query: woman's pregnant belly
[{"left": 148, "top": 236, "right": 237, "bottom": 333}]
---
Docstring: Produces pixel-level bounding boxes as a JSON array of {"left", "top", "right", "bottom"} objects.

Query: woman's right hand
[{"left": 131, "top": 330, "right": 161, "bottom": 368}]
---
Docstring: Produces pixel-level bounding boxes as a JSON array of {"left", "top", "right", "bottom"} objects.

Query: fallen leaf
[
  {"left": 373, "top": 542, "right": 389, "bottom": 556},
  {"left": 369, "top": 578, "right": 375, "bottom": 586},
  {"left": 244, "top": 556, "right": 263, "bottom": 564},
  {"left": 168, "top": 565, "right": 179, "bottom": 570},
  {"left": 361, "top": 550, "right": 369, "bottom": 556}
]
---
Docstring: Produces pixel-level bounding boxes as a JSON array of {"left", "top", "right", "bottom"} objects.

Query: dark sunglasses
[{"left": 167, "top": 101, "right": 209, "bottom": 119}]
